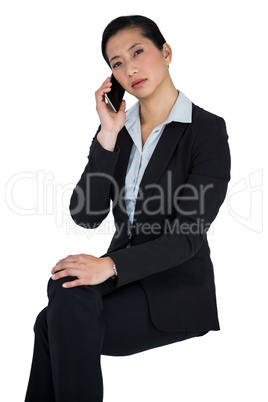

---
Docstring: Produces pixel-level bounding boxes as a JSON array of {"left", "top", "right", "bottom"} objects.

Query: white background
[{"left": 1, "top": 0, "right": 267, "bottom": 401}]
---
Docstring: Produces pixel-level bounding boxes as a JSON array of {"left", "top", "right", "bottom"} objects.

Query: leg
[
  {"left": 24, "top": 275, "right": 119, "bottom": 402},
  {"left": 24, "top": 308, "right": 56, "bottom": 402},
  {"left": 46, "top": 276, "right": 118, "bottom": 402},
  {"left": 24, "top": 277, "right": 207, "bottom": 402}
]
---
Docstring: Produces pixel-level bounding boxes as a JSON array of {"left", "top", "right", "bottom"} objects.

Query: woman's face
[{"left": 105, "top": 27, "right": 172, "bottom": 100}]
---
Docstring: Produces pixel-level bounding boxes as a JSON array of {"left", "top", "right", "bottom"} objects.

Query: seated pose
[{"left": 24, "top": 15, "right": 231, "bottom": 402}]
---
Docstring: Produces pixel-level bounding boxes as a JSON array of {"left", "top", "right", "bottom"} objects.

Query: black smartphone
[{"left": 105, "top": 74, "right": 125, "bottom": 112}]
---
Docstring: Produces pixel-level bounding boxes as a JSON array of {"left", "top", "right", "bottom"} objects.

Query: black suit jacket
[{"left": 69, "top": 102, "right": 231, "bottom": 332}]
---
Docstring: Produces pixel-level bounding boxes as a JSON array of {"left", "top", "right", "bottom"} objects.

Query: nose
[{"left": 125, "top": 61, "right": 139, "bottom": 77}]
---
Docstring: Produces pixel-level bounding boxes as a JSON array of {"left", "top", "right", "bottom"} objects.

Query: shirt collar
[{"left": 125, "top": 89, "right": 192, "bottom": 134}]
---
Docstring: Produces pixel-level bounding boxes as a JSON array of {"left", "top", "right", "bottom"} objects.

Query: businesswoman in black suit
[{"left": 24, "top": 15, "right": 231, "bottom": 402}]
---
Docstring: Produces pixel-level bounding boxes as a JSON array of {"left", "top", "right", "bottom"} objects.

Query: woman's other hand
[
  {"left": 50, "top": 254, "right": 115, "bottom": 288},
  {"left": 95, "top": 77, "right": 126, "bottom": 151}
]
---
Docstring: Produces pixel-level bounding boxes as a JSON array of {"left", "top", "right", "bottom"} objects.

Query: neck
[{"left": 139, "top": 78, "right": 179, "bottom": 126}]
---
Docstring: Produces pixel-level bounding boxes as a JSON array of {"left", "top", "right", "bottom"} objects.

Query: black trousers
[{"left": 24, "top": 275, "right": 208, "bottom": 402}]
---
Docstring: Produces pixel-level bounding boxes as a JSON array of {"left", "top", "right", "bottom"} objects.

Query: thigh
[{"left": 101, "top": 280, "right": 208, "bottom": 357}]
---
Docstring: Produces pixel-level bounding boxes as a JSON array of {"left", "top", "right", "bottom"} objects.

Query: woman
[{"left": 24, "top": 15, "right": 231, "bottom": 402}]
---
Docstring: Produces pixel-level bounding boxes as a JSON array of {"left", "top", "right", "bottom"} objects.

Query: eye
[
  {"left": 134, "top": 49, "right": 143, "bottom": 56},
  {"left": 112, "top": 61, "right": 122, "bottom": 69}
]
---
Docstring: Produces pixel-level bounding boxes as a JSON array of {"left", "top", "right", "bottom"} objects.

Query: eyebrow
[{"left": 109, "top": 43, "right": 142, "bottom": 64}]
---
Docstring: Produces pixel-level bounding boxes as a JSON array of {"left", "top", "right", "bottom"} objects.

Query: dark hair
[{"left": 101, "top": 15, "right": 167, "bottom": 66}]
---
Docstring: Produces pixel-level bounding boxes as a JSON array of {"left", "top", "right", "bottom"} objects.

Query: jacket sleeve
[
  {"left": 103, "top": 116, "right": 231, "bottom": 287},
  {"left": 69, "top": 126, "right": 120, "bottom": 228}
]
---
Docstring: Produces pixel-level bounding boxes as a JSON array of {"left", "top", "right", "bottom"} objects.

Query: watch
[{"left": 111, "top": 263, "right": 118, "bottom": 279}]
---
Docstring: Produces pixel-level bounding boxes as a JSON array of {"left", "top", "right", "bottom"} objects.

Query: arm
[
  {"left": 69, "top": 126, "right": 120, "bottom": 228},
  {"left": 103, "top": 116, "right": 231, "bottom": 287},
  {"left": 69, "top": 76, "right": 126, "bottom": 228}
]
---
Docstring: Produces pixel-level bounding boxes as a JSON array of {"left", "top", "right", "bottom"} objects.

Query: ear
[{"left": 162, "top": 43, "right": 172, "bottom": 66}]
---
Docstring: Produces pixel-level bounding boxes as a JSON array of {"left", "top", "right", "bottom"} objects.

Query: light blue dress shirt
[{"left": 123, "top": 89, "right": 192, "bottom": 248}]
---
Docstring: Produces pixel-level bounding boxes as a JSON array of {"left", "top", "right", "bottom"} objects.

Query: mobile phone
[{"left": 105, "top": 74, "right": 125, "bottom": 112}]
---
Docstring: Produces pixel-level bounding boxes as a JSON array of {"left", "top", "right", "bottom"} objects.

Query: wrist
[
  {"left": 97, "top": 130, "right": 118, "bottom": 151},
  {"left": 103, "top": 256, "right": 117, "bottom": 278}
]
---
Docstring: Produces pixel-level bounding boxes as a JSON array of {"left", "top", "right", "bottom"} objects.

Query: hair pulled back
[{"left": 101, "top": 15, "right": 166, "bottom": 66}]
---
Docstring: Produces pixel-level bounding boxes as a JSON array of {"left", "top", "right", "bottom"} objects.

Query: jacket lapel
[
  {"left": 114, "top": 122, "right": 189, "bottom": 225},
  {"left": 134, "top": 122, "right": 188, "bottom": 224},
  {"left": 114, "top": 126, "right": 133, "bottom": 194}
]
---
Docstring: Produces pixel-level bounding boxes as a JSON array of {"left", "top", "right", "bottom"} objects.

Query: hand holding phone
[{"left": 95, "top": 76, "right": 126, "bottom": 147}]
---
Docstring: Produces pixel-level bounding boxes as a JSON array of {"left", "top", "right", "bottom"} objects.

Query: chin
[
  {"left": 137, "top": 89, "right": 156, "bottom": 101},
  {"left": 131, "top": 86, "right": 155, "bottom": 100}
]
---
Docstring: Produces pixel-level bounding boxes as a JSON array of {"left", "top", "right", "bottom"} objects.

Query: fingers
[
  {"left": 51, "top": 268, "right": 85, "bottom": 288},
  {"left": 51, "top": 254, "right": 91, "bottom": 287},
  {"left": 51, "top": 266, "right": 79, "bottom": 280},
  {"left": 62, "top": 278, "right": 83, "bottom": 288},
  {"left": 51, "top": 254, "right": 85, "bottom": 274},
  {"left": 51, "top": 261, "right": 79, "bottom": 275},
  {"left": 49, "top": 254, "right": 107, "bottom": 288},
  {"left": 95, "top": 77, "right": 112, "bottom": 105}
]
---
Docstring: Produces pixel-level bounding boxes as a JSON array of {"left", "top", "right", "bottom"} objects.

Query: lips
[{"left": 131, "top": 79, "right": 147, "bottom": 89}]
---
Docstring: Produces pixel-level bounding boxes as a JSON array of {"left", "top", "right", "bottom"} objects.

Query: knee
[
  {"left": 47, "top": 276, "right": 77, "bottom": 299},
  {"left": 33, "top": 307, "right": 47, "bottom": 333},
  {"left": 47, "top": 276, "right": 103, "bottom": 313}
]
